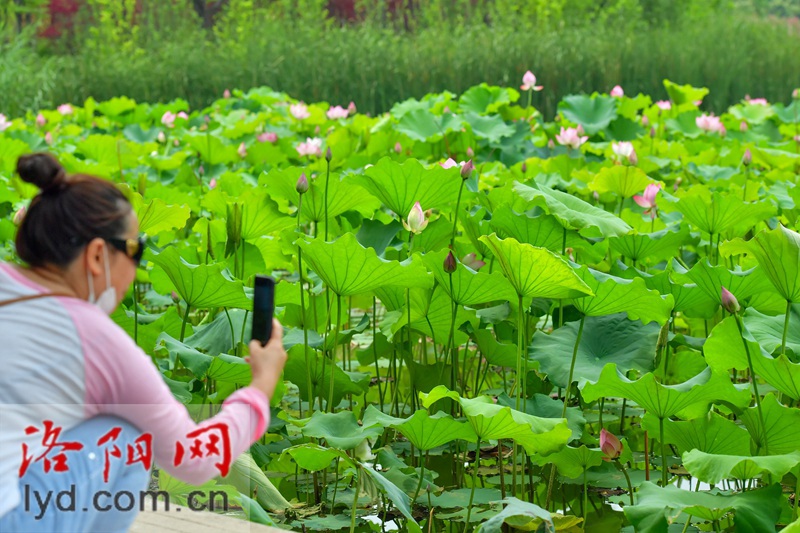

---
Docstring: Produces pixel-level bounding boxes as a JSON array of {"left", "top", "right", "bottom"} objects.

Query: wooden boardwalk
[{"left": 130, "top": 500, "right": 289, "bottom": 533}]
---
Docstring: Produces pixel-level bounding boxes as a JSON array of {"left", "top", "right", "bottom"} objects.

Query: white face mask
[{"left": 87, "top": 243, "right": 117, "bottom": 315}]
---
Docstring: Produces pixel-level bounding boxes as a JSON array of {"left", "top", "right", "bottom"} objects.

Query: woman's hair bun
[{"left": 17, "top": 153, "right": 67, "bottom": 193}]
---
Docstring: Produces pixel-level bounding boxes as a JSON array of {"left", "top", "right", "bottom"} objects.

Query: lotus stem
[
  {"left": 324, "top": 156, "right": 331, "bottom": 242},
  {"left": 179, "top": 304, "right": 191, "bottom": 342},
  {"left": 562, "top": 314, "right": 586, "bottom": 418},
  {"left": 783, "top": 299, "right": 791, "bottom": 357},
  {"left": 349, "top": 470, "right": 359, "bottom": 533},
  {"left": 582, "top": 467, "right": 588, "bottom": 522},
  {"left": 372, "top": 297, "right": 384, "bottom": 411},
  {"left": 660, "top": 416, "right": 668, "bottom": 487},
  {"left": 464, "top": 439, "right": 481, "bottom": 531},
  {"left": 614, "top": 460, "right": 635, "bottom": 506},
  {"left": 794, "top": 470, "right": 799, "bottom": 522},
  {"left": 412, "top": 446, "right": 426, "bottom": 505},
  {"left": 450, "top": 179, "right": 466, "bottom": 249},
  {"left": 329, "top": 293, "right": 342, "bottom": 412},
  {"left": 734, "top": 314, "right": 769, "bottom": 455}
]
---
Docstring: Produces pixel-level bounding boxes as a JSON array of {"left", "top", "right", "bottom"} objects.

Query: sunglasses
[{"left": 106, "top": 235, "right": 147, "bottom": 266}]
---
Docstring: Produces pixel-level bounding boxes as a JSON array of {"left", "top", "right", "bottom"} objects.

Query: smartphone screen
[{"left": 252, "top": 275, "right": 275, "bottom": 346}]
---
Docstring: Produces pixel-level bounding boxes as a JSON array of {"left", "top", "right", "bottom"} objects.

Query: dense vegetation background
[{"left": 1, "top": 0, "right": 799, "bottom": 118}]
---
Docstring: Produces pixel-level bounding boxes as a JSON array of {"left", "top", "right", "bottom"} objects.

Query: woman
[{"left": 0, "top": 153, "right": 287, "bottom": 532}]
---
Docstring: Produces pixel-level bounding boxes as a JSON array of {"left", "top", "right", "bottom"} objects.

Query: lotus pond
[{"left": 3, "top": 80, "right": 800, "bottom": 532}]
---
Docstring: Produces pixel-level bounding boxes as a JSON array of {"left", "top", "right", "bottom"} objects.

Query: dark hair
[{"left": 15, "top": 153, "right": 132, "bottom": 268}]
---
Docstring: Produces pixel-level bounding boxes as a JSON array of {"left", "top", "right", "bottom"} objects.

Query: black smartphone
[{"left": 252, "top": 275, "right": 275, "bottom": 346}]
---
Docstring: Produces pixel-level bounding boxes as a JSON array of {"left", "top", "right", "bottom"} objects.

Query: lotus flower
[
  {"left": 348, "top": 101, "right": 357, "bottom": 115},
  {"left": 696, "top": 114, "right": 724, "bottom": 134},
  {"left": 461, "top": 253, "right": 485, "bottom": 271},
  {"left": 258, "top": 132, "right": 278, "bottom": 143},
  {"left": 157, "top": 131, "right": 166, "bottom": 143},
  {"left": 161, "top": 111, "right": 176, "bottom": 128},
  {"left": 326, "top": 105, "right": 349, "bottom": 120},
  {"left": 721, "top": 286, "right": 740, "bottom": 314},
  {"left": 177, "top": 111, "right": 189, "bottom": 120},
  {"left": 402, "top": 202, "right": 429, "bottom": 234},
  {"left": 599, "top": 429, "right": 623, "bottom": 461},
  {"left": 35, "top": 113, "right": 46, "bottom": 127},
  {"left": 209, "top": 178, "right": 217, "bottom": 189},
  {"left": 742, "top": 148, "right": 752, "bottom": 166},
  {"left": 610, "top": 85, "right": 624, "bottom": 98},
  {"left": 520, "top": 70, "right": 543, "bottom": 91},
  {"left": 466, "top": 147, "right": 475, "bottom": 158},
  {"left": 290, "top": 102, "right": 310, "bottom": 120},
  {"left": 555, "top": 126, "right": 588, "bottom": 150},
  {"left": 0, "top": 114, "right": 11, "bottom": 132},
  {"left": 793, "top": 89, "right": 799, "bottom": 100},
  {"left": 460, "top": 159, "right": 474, "bottom": 179},
  {"left": 443, "top": 251, "right": 457, "bottom": 273},
  {"left": 642, "top": 115, "right": 649, "bottom": 127},
  {"left": 655, "top": 100, "right": 672, "bottom": 111},
  {"left": 237, "top": 142, "right": 247, "bottom": 158},
  {"left": 633, "top": 183, "right": 662, "bottom": 219},
  {"left": 57, "top": 104, "right": 73, "bottom": 115},
  {"left": 611, "top": 141, "right": 635, "bottom": 162},
  {"left": 44, "top": 131, "right": 52, "bottom": 145},
  {"left": 223, "top": 89, "right": 231, "bottom": 98},
  {"left": 295, "top": 173, "right": 309, "bottom": 194},
  {"left": 12, "top": 206, "right": 26, "bottom": 226},
  {"left": 745, "top": 96, "right": 768, "bottom": 106},
  {"left": 296, "top": 137, "right": 323, "bottom": 157},
  {"left": 740, "top": 121, "right": 748, "bottom": 132},
  {"left": 440, "top": 158, "right": 458, "bottom": 169},
  {"left": 394, "top": 142, "right": 402, "bottom": 154}
]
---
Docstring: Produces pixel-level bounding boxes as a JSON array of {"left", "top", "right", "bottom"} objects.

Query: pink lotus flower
[
  {"left": 466, "top": 147, "right": 474, "bottom": 158},
  {"left": 161, "top": 111, "right": 176, "bottom": 128},
  {"left": 520, "top": 71, "right": 543, "bottom": 91},
  {"left": 57, "top": 104, "right": 73, "bottom": 115},
  {"left": 35, "top": 113, "right": 46, "bottom": 127},
  {"left": 740, "top": 121, "right": 748, "bottom": 132},
  {"left": 295, "top": 173, "right": 309, "bottom": 194},
  {"left": 600, "top": 428, "right": 623, "bottom": 461},
  {"left": 440, "top": 158, "right": 458, "bottom": 169},
  {"left": 612, "top": 141, "right": 635, "bottom": 161},
  {"left": 209, "top": 178, "right": 217, "bottom": 189},
  {"left": 742, "top": 148, "right": 752, "bottom": 166},
  {"left": 258, "top": 132, "right": 278, "bottom": 143},
  {"left": 223, "top": 89, "right": 231, "bottom": 98},
  {"left": 642, "top": 115, "right": 649, "bottom": 127},
  {"left": 443, "top": 251, "right": 457, "bottom": 273},
  {"left": 460, "top": 159, "right": 474, "bottom": 179},
  {"left": 655, "top": 100, "right": 672, "bottom": 111},
  {"left": 555, "top": 126, "right": 588, "bottom": 149},
  {"left": 296, "top": 137, "right": 323, "bottom": 157},
  {"left": 394, "top": 142, "right": 402, "bottom": 154},
  {"left": 177, "top": 111, "right": 189, "bottom": 120},
  {"left": 347, "top": 101, "right": 357, "bottom": 115},
  {"left": 610, "top": 85, "right": 624, "bottom": 98},
  {"left": 237, "top": 142, "right": 247, "bottom": 158},
  {"left": 44, "top": 131, "right": 53, "bottom": 145},
  {"left": 327, "top": 105, "right": 349, "bottom": 120},
  {"left": 696, "top": 114, "right": 724, "bottom": 134},
  {"left": 0, "top": 114, "right": 12, "bottom": 132},
  {"left": 794, "top": 89, "right": 799, "bottom": 100},
  {"left": 402, "top": 201, "right": 429, "bottom": 234},
  {"left": 721, "top": 286, "right": 740, "bottom": 314},
  {"left": 290, "top": 103, "right": 310, "bottom": 120},
  {"left": 12, "top": 206, "right": 26, "bottom": 226},
  {"left": 461, "top": 252, "right": 485, "bottom": 271},
  {"left": 745, "top": 95, "right": 768, "bottom": 106},
  {"left": 633, "top": 183, "right": 662, "bottom": 219}
]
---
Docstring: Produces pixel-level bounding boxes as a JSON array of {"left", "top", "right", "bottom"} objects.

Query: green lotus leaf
[
  {"left": 513, "top": 181, "right": 631, "bottom": 238},
  {"left": 663, "top": 80, "right": 710, "bottom": 107},
  {"left": 458, "top": 84, "right": 519, "bottom": 115},
  {"left": 360, "top": 465, "right": 422, "bottom": 533},
  {"left": 183, "top": 131, "right": 238, "bottom": 165},
  {"left": 489, "top": 205, "right": 597, "bottom": 258},
  {"left": 740, "top": 393, "right": 800, "bottom": 454},
  {"left": 671, "top": 188, "right": 775, "bottom": 237},
  {"left": 283, "top": 443, "right": 348, "bottom": 472},
  {"left": 609, "top": 226, "right": 690, "bottom": 265},
  {"left": 478, "top": 233, "right": 593, "bottom": 300},
  {"left": 590, "top": 165, "right": 656, "bottom": 199},
  {"left": 742, "top": 305, "right": 800, "bottom": 357},
  {"left": 531, "top": 445, "right": 605, "bottom": 479},
  {"left": 681, "top": 260, "right": 774, "bottom": 310},
  {"left": 625, "top": 264, "right": 718, "bottom": 319},
  {"left": 570, "top": 265, "right": 674, "bottom": 325},
  {"left": 301, "top": 410, "right": 384, "bottom": 450},
  {"left": 624, "top": 481, "right": 781, "bottom": 533},
  {"left": 362, "top": 406, "right": 477, "bottom": 450},
  {"left": 220, "top": 453, "right": 292, "bottom": 511},
  {"left": 475, "top": 497, "right": 555, "bottom": 533},
  {"left": 147, "top": 246, "right": 252, "bottom": 309},
  {"left": 472, "top": 329, "right": 517, "bottom": 368},
  {"left": 421, "top": 248, "right": 517, "bottom": 306},
  {"left": 236, "top": 188, "right": 295, "bottom": 242},
  {"left": 154, "top": 332, "right": 212, "bottom": 378},
  {"left": 394, "top": 109, "right": 464, "bottom": 142},
  {"left": 558, "top": 94, "right": 618, "bottom": 136},
  {"left": 297, "top": 233, "right": 433, "bottom": 296},
  {"left": 641, "top": 411, "right": 750, "bottom": 456},
  {"left": 530, "top": 313, "right": 659, "bottom": 388},
  {"left": 580, "top": 364, "right": 752, "bottom": 420},
  {"left": 284, "top": 344, "right": 370, "bottom": 409},
  {"left": 130, "top": 195, "right": 191, "bottom": 237},
  {"left": 463, "top": 112, "right": 515, "bottom": 142},
  {"left": 683, "top": 449, "right": 800, "bottom": 485}
]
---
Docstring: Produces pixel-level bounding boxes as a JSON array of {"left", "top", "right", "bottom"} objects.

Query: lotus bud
[
  {"left": 12, "top": 205, "right": 26, "bottom": 226},
  {"left": 592, "top": 191, "right": 600, "bottom": 202},
  {"left": 157, "top": 131, "right": 166, "bottom": 143},
  {"left": 44, "top": 131, "right": 52, "bottom": 145},
  {"left": 547, "top": 139, "right": 555, "bottom": 150},
  {"left": 721, "top": 286, "right": 741, "bottom": 314},
  {"left": 742, "top": 148, "right": 752, "bottom": 166},
  {"left": 35, "top": 113, "right": 46, "bottom": 127},
  {"left": 629, "top": 149, "right": 638, "bottom": 166},
  {"left": 171, "top": 291, "right": 180, "bottom": 303},
  {"left": 673, "top": 177, "right": 682, "bottom": 192},
  {"left": 325, "top": 146, "right": 332, "bottom": 162},
  {"left": 295, "top": 173, "right": 309, "bottom": 194},
  {"left": 348, "top": 101, "right": 357, "bottom": 115},
  {"left": 599, "top": 428, "right": 623, "bottom": 461},
  {"left": 443, "top": 106, "right": 450, "bottom": 114},
  {"left": 650, "top": 127, "right": 657, "bottom": 138},
  {"left": 719, "top": 125, "right": 727, "bottom": 137},
  {"left": 642, "top": 115, "right": 649, "bottom": 127},
  {"left": 402, "top": 201, "right": 429, "bottom": 234},
  {"left": 793, "top": 88, "right": 799, "bottom": 100},
  {"left": 314, "top": 125, "right": 320, "bottom": 135},
  {"left": 576, "top": 124, "right": 585, "bottom": 135},
  {"left": 198, "top": 165, "right": 205, "bottom": 175},
  {"left": 173, "top": 139, "right": 180, "bottom": 147},
  {"left": 237, "top": 142, "right": 247, "bottom": 158},
  {"left": 394, "top": 142, "right": 402, "bottom": 154},
  {"left": 461, "top": 159, "right": 474, "bottom": 180},
  {"left": 443, "top": 251, "right": 457, "bottom": 273},
  {"left": 209, "top": 178, "right": 217, "bottom": 189},
  {"left": 466, "top": 147, "right": 474, "bottom": 158},
  {"left": 223, "top": 89, "right": 231, "bottom": 98},
  {"left": 740, "top": 121, "right": 748, "bottom": 132},
  {"left": 521, "top": 162, "right": 527, "bottom": 174}
]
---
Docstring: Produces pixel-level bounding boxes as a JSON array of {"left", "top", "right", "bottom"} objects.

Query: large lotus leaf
[
  {"left": 220, "top": 453, "right": 292, "bottom": 511},
  {"left": 624, "top": 481, "right": 781, "bottom": 533},
  {"left": 532, "top": 445, "right": 605, "bottom": 479},
  {"left": 631, "top": 265, "right": 718, "bottom": 318},
  {"left": 284, "top": 344, "right": 370, "bottom": 408},
  {"left": 147, "top": 247, "right": 252, "bottom": 309},
  {"left": 740, "top": 393, "right": 800, "bottom": 454},
  {"left": 558, "top": 94, "right": 618, "bottom": 135},
  {"left": 458, "top": 84, "right": 518, "bottom": 115},
  {"left": 362, "top": 406, "right": 477, "bottom": 450},
  {"left": 154, "top": 333, "right": 212, "bottom": 378},
  {"left": 641, "top": 411, "right": 750, "bottom": 456},
  {"left": 475, "top": 497, "right": 555, "bottom": 533},
  {"left": 421, "top": 249, "right": 517, "bottom": 305},
  {"left": 395, "top": 109, "right": 464, "bottom": 142},
  {"left": 530, "top": 313, "right": 659, "bottom": 388},
  {"left": 496, "top": 393, "right": 586, "bottom": 441},
  {"left": 489, "top": 205, "right": 593, "bottom": 257},
  {"left": 463, "top": 112, "right": 515, "bottom": 142},
  {"left": 206, "top": 353, "right": 251, "bottom": 385},
  {"left": 460, "top": 208, "right": 493, "bottom": 258},
  {"left": 183, "top": 131, "right": 238, "bottom": 165},
  {"left": 478, "top": 233, "right": 593, "bottom": 300},
  {"left": 672, "top": 188, "right": 774, "bottom": 237},
  {"left": 609, "top": 226, "right": 690, "bottom": 265},
  {"left": 297, "top": 233, "right": 432, "bottom": 296},
  {"left": 705, "top": 316, "right": 800, "bottom": 400},
  {"left": 663, "top": 80, "right": 709, "bottom": 106},
  {"left": 513, "top": 181, "right": 631, "bottom": 238},
  {"left": 785, "top": 517, "right": 800, "bottom": 533},
  {"left": 131, "top": 196, "right": 191, "bottom": 237},
  {"left": 472, "top": 329, "right": 517, "bottom": 368},
  {"left": 722, "top": 225, "right": 800, "bottom": 303},
  {"left": 683, "top": 449, "right": 800, "bottom": 485},
  {"left": 237, "top": 188, "right": 296, "bottom": 242},
  {"left": 589, "top": 165, "right": 655, "bottom": 199},
  {"left": 283, "top": 443, "right": 349, "bottom": 472},
  {"left": 261, "top": 166, "right": 380, "bottom": 221},
  {"left": 580, "top": 364, "right": 752, "bottom": 420},
  {"left": 570, "top": 265, "right": 674, "bottom": 325},
  {"left": 360, "top": 466, "right": 422, "bottom": 533},
  {"left": 743, "top": 305, "right": 800, "bottom": 357},
  {"left": 681, "top": 260, "right": 773, "bottom": 310},
  {"left": 301, "top": 410, "right": 384, "bottom": 450},
  {"left": 0, "top": 138, "right": 30, "bottom": 174}
]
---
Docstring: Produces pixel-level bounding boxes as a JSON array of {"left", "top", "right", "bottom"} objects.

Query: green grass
[{"left": 1, "top": 12, "right": 799, "bottom": 118}]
